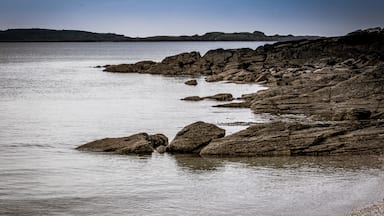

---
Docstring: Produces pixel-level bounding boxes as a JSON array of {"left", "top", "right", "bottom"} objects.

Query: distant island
[{"left": 0, "top": 28, "right": 320, "bottom": 42}]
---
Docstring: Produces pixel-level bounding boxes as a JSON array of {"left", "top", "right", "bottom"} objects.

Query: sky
[{"left": 0, "top": 0, "right": 383, "bottom": 37}]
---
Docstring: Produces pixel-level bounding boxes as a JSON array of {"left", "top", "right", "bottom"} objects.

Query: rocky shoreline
[
  {"left": 347, "top": 200, "right": 384, "bottom": 216},
  {"left": 78, "top": 27, "right": 384, "bottom": 157}
]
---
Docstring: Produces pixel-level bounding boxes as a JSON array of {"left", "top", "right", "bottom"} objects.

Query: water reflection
[
  {"left": 171, "top": 154, "right": 224, "bottom": 172},
  {"left": 171, "top": 154, "right": 384, "bottom": 172}
]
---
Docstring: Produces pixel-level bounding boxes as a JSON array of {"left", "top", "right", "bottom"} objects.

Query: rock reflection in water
[{"left": 172, "top": 154, "right": 384, "bottom": 172}]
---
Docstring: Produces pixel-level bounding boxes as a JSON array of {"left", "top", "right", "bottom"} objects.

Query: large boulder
[
  {"left": 77, "top": 133, "right": 168, "bottom": 154},
  {"left": 167, "top": 121, "right": 225, "bottom": 153}
]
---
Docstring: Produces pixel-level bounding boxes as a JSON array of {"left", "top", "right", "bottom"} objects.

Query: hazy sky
[{"left": 0, "top": 0, "right": 383, "bottom": 36}]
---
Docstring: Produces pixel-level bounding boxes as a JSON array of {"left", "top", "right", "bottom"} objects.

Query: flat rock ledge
[
  {"left": 200, "top": 120, "right": 384, "bottom": 156},
  {"left": 181, "top": 93, "right": 233, "bottom": 102},
  {"left": 76, "top": 133, "right": 168, "bottom": 154},
  {"left": 77, "top": 118, "right": 384, "bottom": 156}
]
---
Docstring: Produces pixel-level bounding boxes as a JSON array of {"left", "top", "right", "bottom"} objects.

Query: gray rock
[
  {"left": 149, "top": 134, "right": 168, "bottom": 148},
  {"left": 167, "top": 121, "right": 225, "bottom": 153},
  {"left": 200, "top": 121, "right": 384, "bottom": 156},
  {"left": 77, "top": 133, "right": 169, "bottom": 155},
  {"left": 346, "top": 108, "right": 372, "bottom": 120},
  {"left": 104, "top": 61, "right": 156, "bottom": 73},
  {"left": 156, "top": 145, "right": 167, "bottom": 154},
  {"left": 204, "top": 93, "right": 233, "bottom": 101},
  {"left": 346, "top": 200, "right": 384, "bottom": 216},
  {"left": 100, "top": 28, "right": 384, "bottom": 157},
  {"left": 181, "top": 96, "right": 203, "bottom": 101},
  {"left": 213, "top": 102, "right": 250, "bottom": 108},
  {"left": 184, "top": 79, "right": 198, "bottom": 86}
]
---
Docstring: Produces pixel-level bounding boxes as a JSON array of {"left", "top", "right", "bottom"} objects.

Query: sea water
[{"left": 0, "top": 42, "right": 383, "bottom": 216}]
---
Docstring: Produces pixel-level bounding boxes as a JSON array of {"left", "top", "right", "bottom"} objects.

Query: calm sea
[{"left": 0, "top": 42, "right": 383, "bottom": 216}]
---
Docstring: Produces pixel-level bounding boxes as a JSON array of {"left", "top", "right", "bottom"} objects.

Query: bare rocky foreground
[{"left": 78, "top": 28, "right": 384, "bottom": 156}]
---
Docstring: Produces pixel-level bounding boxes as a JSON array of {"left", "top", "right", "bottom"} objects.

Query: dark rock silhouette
[{"left": 0, "top": 28, "right": 320, "bottom": 42}]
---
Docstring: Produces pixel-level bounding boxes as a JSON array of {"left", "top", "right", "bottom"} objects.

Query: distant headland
[{"left": 0, "top": 28, "right": 320, "bottom": 42}]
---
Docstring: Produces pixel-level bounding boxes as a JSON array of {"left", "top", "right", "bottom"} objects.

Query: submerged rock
[
  {"left": 77, "top": 133, "right": 168, "bottom": 155},
  {"left": 167, "top": 121, "right": 225, "bottom": 153}
]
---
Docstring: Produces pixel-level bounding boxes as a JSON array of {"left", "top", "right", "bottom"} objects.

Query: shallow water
[{"left": 0, "top": 42, "right": 383, "bottom": 216}]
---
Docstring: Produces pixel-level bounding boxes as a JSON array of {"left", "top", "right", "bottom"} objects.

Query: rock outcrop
[
  {"left": 167, "top": 121, "right": 225, "bottom": 153},
  {"left": 77, "top": 133, "right": 168, "bottom": 154},
  {"left": 105, "top": 61, "right": 156, "bottom": 73},
  {"left": 100, "top": 28, "right": 384, "bottom": 157},
  {"left": 200, "top": 120, "right": 384, "bottom": 156},
  {"left": 105, "top": 52, "right": 202, "bottom": 75},
  {"left": 205, "top": 93, "right": 233, "bottom": 101}
]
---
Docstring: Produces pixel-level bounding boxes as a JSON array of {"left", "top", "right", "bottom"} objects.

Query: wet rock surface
[
  {"left": 181, "top": 93, "right": 233, "bottom": 102},
  {"left": 181, "top": 96, "right": 204, "bottom": 101},
  {"left": 77, "top": 133, "right": 168, "bottom": 154},
  {"left": 200, "top": 120, "right": 384, "bottom": 156},
  {"left": 105, "top": 52, "right": 202, "bottom": 75},
  {"left": 204, "top": 93, "right": 233, "bottom": 101},
  {"left": 167, "top": 121, "right": 225, "bottom": 154}
]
